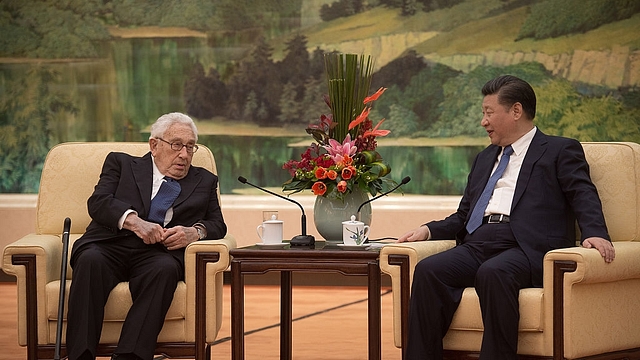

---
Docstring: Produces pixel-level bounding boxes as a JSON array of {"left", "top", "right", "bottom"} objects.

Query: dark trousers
[
  {"left": 404, "top": 223, "right": 534, "bottom": 360},
  {"left": 66, "top": 236, "right": 183, "bottom": 360}
]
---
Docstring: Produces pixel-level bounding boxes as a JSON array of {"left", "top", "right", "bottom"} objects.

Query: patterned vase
[{"left": 313, "top": 187, "right": 372, "bottom": 241}]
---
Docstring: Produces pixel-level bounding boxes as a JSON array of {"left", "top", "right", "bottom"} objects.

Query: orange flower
[
  {"left": 341, "top": 166, "right": 356, "bottom": 180},
  {"left": 337, "top": 180, "right": 348, "bottom": 193},
  {"left": 315, "top": 167, "right": 327, "bottom": 180},
  {"left": 363, "top": 87, "right": 387, "bottom": 104},
  {"left": 312, "top": 181, "right": 327, "bottom": 196},
  {"left": 335, "top": 154, "right": 353, "bottom": 168},
  {"left": 327, "top": 170, "right": 338, "bottom": 180}
]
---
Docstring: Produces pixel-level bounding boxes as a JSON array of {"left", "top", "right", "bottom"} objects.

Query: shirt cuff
[{"left": 119, "top": 209, "right": 137, "bottom": 230}]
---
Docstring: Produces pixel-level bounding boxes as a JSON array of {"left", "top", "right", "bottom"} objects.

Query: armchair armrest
[
  {"left": 545, "top": 242, "right": 640, "bottom": 283},
  {"left": 2, "top": 233, "right": 64, "bottom": 283},
  {"left": 380, "top": 240, "right": 456, "bottom": 283},
  {"left": 2, "top": 233, "right": 73, "bottom": 346},
  {"left": 184, "top": 235, "right": 236, "bottom": 348},
  {"left": 543, "top": 242, "right": 640, "bottom": 359},
  {"left": 379, "top": 240, "right": 456, "bottom": 348},
  {"left": 185, "top": 235, "right": 237, "bottom": 276}
]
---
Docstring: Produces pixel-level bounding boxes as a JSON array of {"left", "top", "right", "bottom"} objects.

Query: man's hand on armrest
[
  {"left": 398, "top": 225, "right": 431, "bottom": 243},
  {"left": 582, "top": 237, "right": 615, "bottom": 263}
]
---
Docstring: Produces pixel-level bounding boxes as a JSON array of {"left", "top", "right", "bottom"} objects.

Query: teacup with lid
[
  {"left": 256, "top": 215, "right": 284, "bottom": 245},
  {"left": 342, "top": 215, "right": 370, "bottom": 246}
]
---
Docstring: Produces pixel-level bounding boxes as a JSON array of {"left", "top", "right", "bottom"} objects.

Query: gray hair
[{"left": 149, "top": 112, "right": 199, "bottom": 141}]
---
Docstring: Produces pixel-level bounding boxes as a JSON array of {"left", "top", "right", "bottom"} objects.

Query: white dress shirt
[{"left": 484, "top": 126, "right": 537, "bottom": 216}]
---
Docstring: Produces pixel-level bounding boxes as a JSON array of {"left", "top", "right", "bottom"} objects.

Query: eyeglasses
[{"left": 156, "top": 138, "right": 199, "bottom": 154}]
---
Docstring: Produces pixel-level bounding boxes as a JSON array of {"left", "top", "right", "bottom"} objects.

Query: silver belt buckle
[{"left": 488, "top": 214, "right": 503, "bottom": 224}]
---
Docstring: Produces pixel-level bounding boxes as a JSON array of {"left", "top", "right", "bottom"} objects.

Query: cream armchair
[
  {"left": 380, "top": 142, "right": 640, "bottom": 360},
  {"left": 2, "top": 142, "right": 236, "bottom": 360}
]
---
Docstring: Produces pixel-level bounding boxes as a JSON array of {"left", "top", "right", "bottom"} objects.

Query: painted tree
[
  {"left": 0, "top": 67, "right": 76, "bottom": 192},
  {"left": 184, "top": 63, "right": 228, "bottom": 119}
]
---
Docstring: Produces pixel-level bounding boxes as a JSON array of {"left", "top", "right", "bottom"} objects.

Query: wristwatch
[{"left": 194, "top": 224, "right": 206, "bottom": 240}]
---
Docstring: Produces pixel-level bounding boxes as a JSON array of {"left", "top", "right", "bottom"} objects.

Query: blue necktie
[
  {"left": 466, "top": 145, "right": 514, "bottom": 234},
  {"left": 148, "top": 177, "right": 181, "bottom": 225}
]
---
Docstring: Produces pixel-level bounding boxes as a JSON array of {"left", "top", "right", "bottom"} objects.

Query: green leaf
[{"left": 324, "top": 53, "right": 375, "bottom": 141}]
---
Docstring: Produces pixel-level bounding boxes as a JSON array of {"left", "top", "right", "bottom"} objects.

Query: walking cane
[{"left": 55, "top": 217, "right": 71, "bottom": 360}]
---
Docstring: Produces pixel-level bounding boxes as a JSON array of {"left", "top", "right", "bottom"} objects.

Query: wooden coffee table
[{"left": 230, "top": 241, "right": 382, "bottom": 360}]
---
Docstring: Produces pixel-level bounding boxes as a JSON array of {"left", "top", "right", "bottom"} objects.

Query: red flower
[
  {"left": 341, "top": 166, "right": 356, "bottom": 180},
  {"left": 327, "top": 170, "right": 338, "bottom": 180},
  {"left": 363, "top": 119, "right": 390, "bottom": 138},
  {"left": 337, "top": 180, "right": 348, "bottom": 193},
  {"left": 363, "top": 87, "right": 387, "bottom": 104},
  {"left": 348, "top": 107, "right": 370, "bottom": 131},
  {"left": 315, "top": 167, "right": 327, "bottom": 180},
  {"left": 312, "top": 181, "right": 327, "bottom": 196},
  {"left": 316, "top": 154, "right": 334, "bottom": 168}
]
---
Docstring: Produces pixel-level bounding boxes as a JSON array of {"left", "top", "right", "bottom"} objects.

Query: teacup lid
[
  {"left": 264, "top": 214, "right": 283, "bottom": 223},
  {"left": 342, "top": 214, "right": 363, "bottom": 225}
]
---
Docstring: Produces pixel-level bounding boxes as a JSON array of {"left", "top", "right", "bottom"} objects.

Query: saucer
[
  {"left": 255, "top": 242, "right": 287, "bottom": 248},
  {"left": 337, "top": 243, "right": 369, "bottom": 250}
]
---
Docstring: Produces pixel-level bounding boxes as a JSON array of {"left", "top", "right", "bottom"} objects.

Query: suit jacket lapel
[
  {"left": 174, "top": 166, "right": 202, "bottom": 208},
  {"left": 468, "top": 146, "right": 502, "bottom": 213},
  {"left": 132, "top": 153, "right": 154, "bottom": 214},
  {"left": 511, "top": 129, "right": 547, "bottom": 210}
]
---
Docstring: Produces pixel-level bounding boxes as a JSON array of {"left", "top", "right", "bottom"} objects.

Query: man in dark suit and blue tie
[
  {"left": 66, "top": 112, "right": 227, "bottom": 360},
  {"left": 398, "top": 75, "right": 616, "bottom": 360}
]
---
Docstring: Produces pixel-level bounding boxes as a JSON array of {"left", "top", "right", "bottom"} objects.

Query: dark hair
[{"left": 482, "top": 75, "right": 536, "bottom": 120}]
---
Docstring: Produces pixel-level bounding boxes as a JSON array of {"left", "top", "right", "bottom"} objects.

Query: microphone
[
  {"left": 238, "top": 176, "right": 315, "bottom": 246},
  {"left": 357, "top": 176, "right": 411, "bottom": 221}
]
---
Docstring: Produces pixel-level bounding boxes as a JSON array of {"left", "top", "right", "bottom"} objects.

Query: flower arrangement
[{"left": 282, "top": 53, "right": 397, "bottom": 201}]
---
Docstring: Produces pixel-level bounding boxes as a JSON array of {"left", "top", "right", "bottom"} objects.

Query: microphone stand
[
  {"left": 238, "top": 177, "right": 315, "bottom": 246},
  {"left": 357, "top": 176, "right": 411, "bottom": 221},
  {"left": 55, "top": 217, "right": 71, "bottom": 360}
]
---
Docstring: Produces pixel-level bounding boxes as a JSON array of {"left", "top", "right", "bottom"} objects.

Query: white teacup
[
  {"left": 256, "top": 216, "right": 284, "bottom": 244},
  {"left": 342, "top": 215, "right": 370, "bottom": 246}
]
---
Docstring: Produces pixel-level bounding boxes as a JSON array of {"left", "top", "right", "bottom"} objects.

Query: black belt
[{"left": 483, "top": 214, "right": 510, "bottom": 224}]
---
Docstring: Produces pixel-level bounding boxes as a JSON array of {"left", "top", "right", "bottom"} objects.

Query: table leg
[
  {"left": 231, "top": 260, "right": 245, "bottom": 360},
  {"left": 368, "top": 261, "right": 382, "bottom": 360},
  {"left": 281, "top": 271, "right": 293, "bottom": 360}
]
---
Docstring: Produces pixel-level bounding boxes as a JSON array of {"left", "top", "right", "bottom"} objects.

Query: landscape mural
[{"left": 1, "top": 0, "right": 639, "bottom": 195}]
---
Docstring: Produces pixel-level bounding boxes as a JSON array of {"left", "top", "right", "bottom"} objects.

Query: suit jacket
[
  {"left": 71, "top": 151, "right": 227, "bottom": 268},
  {"left": 427, "top": 129, "right": 610, "bottom": 286}
]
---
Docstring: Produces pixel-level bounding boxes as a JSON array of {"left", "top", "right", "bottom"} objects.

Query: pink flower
[{"left": 324, "top": 134, "right": 357, "bottom": 164}]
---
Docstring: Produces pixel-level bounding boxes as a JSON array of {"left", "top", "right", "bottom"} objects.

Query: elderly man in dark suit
[
  {"left": 66, "top": 112, "right": 227, "bottom": 360},
  {"left": 398, "top": 75, "right": 615, "bottom": 360}
]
